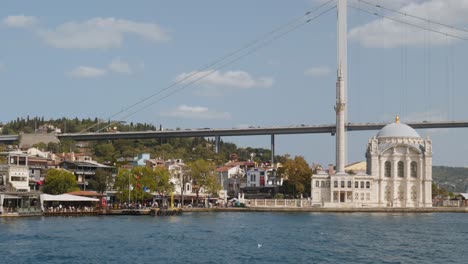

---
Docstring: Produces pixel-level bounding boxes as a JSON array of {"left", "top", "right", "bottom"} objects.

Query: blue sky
[{"left": 1, "top": 0, "right": 468, "bottom": 166}]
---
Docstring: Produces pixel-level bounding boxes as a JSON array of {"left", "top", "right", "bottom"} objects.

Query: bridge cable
[
  {"left": 92, "top": 5, "right": 337, "bottom": 133},
  {"left": 355, "top": 0, "right": 468, "bottom": 35},
  {"left": 80, "top": 0, "right": 336, "bottom": 134},
  {"left": 348, "top": 4, "right": 468, "bottom": 42}
]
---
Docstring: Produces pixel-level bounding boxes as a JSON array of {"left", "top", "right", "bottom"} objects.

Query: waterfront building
[
  {"left": 0, "top": 151, "right": 42, "bottom": 215},
  {"left": 246, "top": 168, "right": 283, "bottom": 188},
  {"left": 59, "top": 159, "right": 115, "bottom": 191},
  {"left": 311, "top": 117, "right": 433, "bottom": 208},
  {"left": 0, "top": 151, "right": 30, "bottom": 192},
  {"left": 167, "top": 159, "right": 193, "bottom": 197},
  {"left": 242, "top": 167, "right": 283, "bottom": 199}
]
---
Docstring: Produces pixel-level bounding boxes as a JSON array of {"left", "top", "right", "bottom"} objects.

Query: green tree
[
  {"left": 205, "top": 174, "right": 222, "bottom": 197},
  {"left": 88, "top": 168, "right": 113, "bottom": 194},
  {"left": 113, "top": 168, "right": 133, "bottom": 202},
  {"left": 94, "top": 142, "right": 115, "bottom": 162},
  {"left": 187, "top": 159, "right": 216, "bottom": 203},
  {"left": 43, "top": 169, "right": 79, "bottom": 194},
  {"left": 152, "top": 166, "right": 174, "bottom": 207},
  {"left": 277, "top": 156, "right": 312, "bottom": 197}
]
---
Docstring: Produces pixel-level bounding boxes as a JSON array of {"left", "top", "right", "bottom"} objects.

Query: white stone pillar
[{"left": 405, "top": 157, "right": 411, "bottom": 207}]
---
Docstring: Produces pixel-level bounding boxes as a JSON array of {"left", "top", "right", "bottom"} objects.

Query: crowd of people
[{"left": 43, "top": 204, "right": 95, "bottom": 213}]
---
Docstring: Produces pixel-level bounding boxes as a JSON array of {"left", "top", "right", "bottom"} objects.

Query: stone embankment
[{"left": 183, "top": 207, "right": 468, "bottom": 213}]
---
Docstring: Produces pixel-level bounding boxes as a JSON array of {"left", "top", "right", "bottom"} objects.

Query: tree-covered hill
[
  {"left": 432, "top": 166, "right": 468, "bottom": 193},
  {"left": 0, "top": 116, "right": 282, "bottom": 165},
  {"left": 0, "top": 116, "right": 156, "bottom": 134}
]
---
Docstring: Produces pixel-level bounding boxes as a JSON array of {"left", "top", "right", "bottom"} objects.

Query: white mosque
[
  {"left": 311, "top": 116, "right": 433, "bottom": 208},
  {"left": 311, "top": 0, "right": 432, "bottom": 208}
]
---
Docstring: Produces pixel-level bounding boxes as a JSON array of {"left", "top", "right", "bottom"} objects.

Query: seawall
[{"left": 183, "top": 207, "right": 468, "bottom": 213}]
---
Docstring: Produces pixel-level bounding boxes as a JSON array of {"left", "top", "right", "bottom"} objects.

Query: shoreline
[
  {"left": 182, "top": 207, "right": 468, "bottom": 213},
  {"left": 2, "top": 207, "right": 467, "bottom": 218}
]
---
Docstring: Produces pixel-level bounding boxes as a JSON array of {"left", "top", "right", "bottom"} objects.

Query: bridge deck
[{"left": 1, "top": 121, "right": 468, "bottom": 142}]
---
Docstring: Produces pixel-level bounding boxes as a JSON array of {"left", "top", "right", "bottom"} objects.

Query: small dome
[{"left": 377, "top": 122, "right": 420, "bottom": 138}]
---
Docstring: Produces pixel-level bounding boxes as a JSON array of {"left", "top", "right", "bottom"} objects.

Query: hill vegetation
[
  {"left": 0, "top": 116, "right": 282, "bottom": 165},
  {"left": 433, "top": 166, "right": 468, "bottom": 193}
]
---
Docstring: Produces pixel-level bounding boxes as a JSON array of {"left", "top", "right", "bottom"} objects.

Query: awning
[
  {"left": 2, "top": 195, "right": 22, "bottom": 199},
  {"left": 40, "top": 194, "right": 99, "bottom": 202}
]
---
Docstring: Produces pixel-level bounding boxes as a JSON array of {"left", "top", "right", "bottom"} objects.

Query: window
[
  {"left": 334, "top": 181, "right": 338, "bottom": 188},
  {"left": 333, "top": 192, "right": 339, "bottom": 202},
  {"left": 360, "top": 181, "right": 364, "bottom": 188},
  {"left": 398, "top": 161, "right": 404, "bottom": 178},
  {"left": 321, "top": 181, "right": 325, "bottom": 187},
  {"left": 355, "top": 181, "right": 359, "bottom": 188},
  {"left": 366, "top": 181, "right": 370, "bottom": 189},
  {"left": 341, "top": 181, "right": 345, "bottom": 188},
  {"left": 316, "top": 180, "right": 320, "bottom": 187},
  {"left": 11, "top": 176, "right": 27, "bottom": 182},
  {"left": 385, "top": 161, "right": 391, "bottom": 177},
  {"left": 347, "top": 181, "right": 352, "bottom": 188},
  {"left": 250, "top": 174, "right": 256, "bottom": 182},
  {"left": 411, "top": 161, "right": 417, "bottom": 178},
  {"left": 326, "top": 181, "right": 330, "bottom": 187}
]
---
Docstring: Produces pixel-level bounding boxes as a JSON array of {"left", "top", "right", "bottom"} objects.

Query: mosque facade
[{"left": 311, "top": 117, "right": 433, "bottom": 208}]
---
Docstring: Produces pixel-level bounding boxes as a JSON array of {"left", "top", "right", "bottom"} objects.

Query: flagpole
[{"left": 128, "top": 171, "right": 131, "bottom": 205}]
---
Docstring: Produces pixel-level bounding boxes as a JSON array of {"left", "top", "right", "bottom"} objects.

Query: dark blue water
[{"left": 1, "top": 212, "right": 467, "bottom": 263}]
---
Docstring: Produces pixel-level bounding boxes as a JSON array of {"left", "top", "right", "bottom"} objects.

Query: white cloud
[
  {"left": 68, "top": 66, "right": 106, "bottom": 78},
  {"left": 162, "top": 105, "right": 231, "bottom": 120},
  {"left": 37, "top": 17, "right": 169, "bottom": 49},
  {"left": 109, "top": 58, "right": 132, "bottom": 74},
  {"left": 175, "top": 70, "right": 274, "bottom": 89},
  {"left": 349, "top": 0, "right": 468, "bottom": 48},
  {"left": 304, "top": 66, "right": 331, "bottom": 77},
  {"left": 3, "top": 15, "right": 37, "bottom": 28}
]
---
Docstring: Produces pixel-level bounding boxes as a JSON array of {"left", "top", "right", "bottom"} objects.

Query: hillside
[
  {"left": 0, "top": 116, "right": 282, "bottom": 165},
  {"left": 433, "top": 166, "right": 468, "bottom": 193}
]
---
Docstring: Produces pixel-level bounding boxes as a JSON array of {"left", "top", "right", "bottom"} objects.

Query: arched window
[
  {"left": 341, "top": 181, "right": 345, "bottom": 188},
  {"left": 360, "top": 181, "right": 364, "bottom": 188},
  {"left": 334, "top": 181, "right": 338, "bottom": 188},
  {"left": 398, "top": 161, "right": 404, "bottom": 178},
  {"left": 355, "top": 181, "right": 359, "bottom": 188},
  {"left": 385, "top": 161, "right": 391, "bottom": 177},
  {"left": 411, "top": 161, "right": 417, "bottom": 178},
  {"left": 347, "top": 181, "right": 352, "bottom": 188},
  {"left": 366, "top": 181, "right": 370, "bottom": 188},
  {"left": 316, "top": 180, "right": 320, "bottom": 187},
  {"left": 321, "top": 180, "right": 325, "bottom": 187}
]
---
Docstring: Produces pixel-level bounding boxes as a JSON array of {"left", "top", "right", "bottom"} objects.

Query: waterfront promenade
[{"left": 183, "top": 206, "right": 468, "bottom": 213}]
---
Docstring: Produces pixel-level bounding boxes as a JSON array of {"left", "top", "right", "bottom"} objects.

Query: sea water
[{"left": 1, "top": 212, "right": 467, "bottom": 263}]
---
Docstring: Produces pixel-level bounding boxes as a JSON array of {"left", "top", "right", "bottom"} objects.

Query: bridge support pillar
[
  {"left": 215, "top": 136, "right": 221, "bottom": 154},
  {"left": 271, "top": 134, "right": 275, "bottom": 166}
]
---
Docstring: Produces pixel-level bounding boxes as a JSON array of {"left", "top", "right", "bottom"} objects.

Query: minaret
[{"left": 335, "top": 0, "right": 347, "bottom": 174}]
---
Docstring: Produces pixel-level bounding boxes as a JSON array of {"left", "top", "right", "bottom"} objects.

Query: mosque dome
[{"left": 376, "top": 116, "right": 420, "bottom": 138}]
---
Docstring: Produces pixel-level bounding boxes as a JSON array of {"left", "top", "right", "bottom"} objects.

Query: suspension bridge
[{"left": 1, "top": 0, "right": 468, "bottom": 165}]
